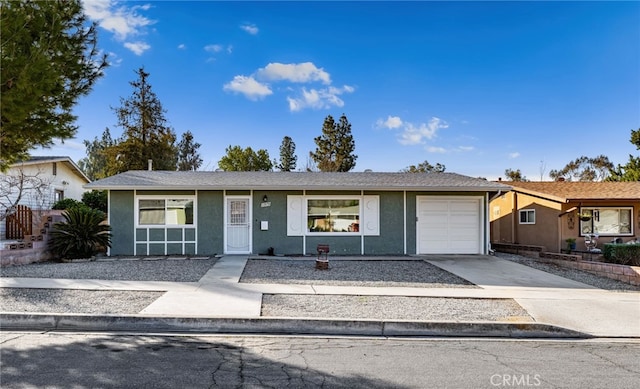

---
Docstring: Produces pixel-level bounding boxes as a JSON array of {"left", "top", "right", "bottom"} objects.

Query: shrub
[
  {"left": 51, "top": 198, "right": 84, "bottom": 210},
  {"left": 49, "top": 207, "right": 112, "bottom": 260},
  {"left": 602, "top": 244, "right": 640, "bottom": 266},
  {"left": 82, "top": 190, "right": 107, "bottom": 213}
]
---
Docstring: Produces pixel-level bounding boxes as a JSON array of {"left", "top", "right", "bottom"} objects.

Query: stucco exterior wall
[
  {"left": 491, "top": 192, "right": 640, "bottom": 253},
  {"left": 104, "top": 189, "right": 493, "bottom": 256}
]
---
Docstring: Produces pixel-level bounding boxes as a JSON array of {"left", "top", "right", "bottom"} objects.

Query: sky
[{"left": 36, "top": 0, "right": 640, "bottom": 180}]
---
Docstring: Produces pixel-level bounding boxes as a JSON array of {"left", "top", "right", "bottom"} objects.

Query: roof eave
[{"left": 84, "top": 184, "right": 512, "bottom": 192}]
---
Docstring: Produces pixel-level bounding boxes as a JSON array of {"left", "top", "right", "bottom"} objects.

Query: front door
[{"left": 225, "top": 197, "right": 251, "bottom": 254}]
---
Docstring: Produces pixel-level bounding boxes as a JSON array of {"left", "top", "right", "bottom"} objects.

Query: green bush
[
  {"left": 49, "top": 207, "right": 112, "bottom": 260},
  {"left": 82, "top": 190, "right": 107, "bottom": 213},
  {"left": 51, "top": 198, "right": 84, "bottom": 210},
  {"left": 602, "top": 244, "right": 640, "bottom": 266}
]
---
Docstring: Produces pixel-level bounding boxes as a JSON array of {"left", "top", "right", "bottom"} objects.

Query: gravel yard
[
  {"left": 1, "top": 253, "right": 637, "bottom": 316},
  {"left": 240, "top": 259, "right": 478, "bottom": 288},
  {"left": 0, "top": 257, "right": 216, "bottom": 282},
  {"left": 0, "top": 288, "right": 163, "bottom": 314},
  {"left": 261, "top": 295, "right": 532, "bottom": 321}
]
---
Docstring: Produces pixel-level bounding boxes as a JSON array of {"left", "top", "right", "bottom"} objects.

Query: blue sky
[{"left": 38, "top": 1, "right": 639, "bottom": 180}]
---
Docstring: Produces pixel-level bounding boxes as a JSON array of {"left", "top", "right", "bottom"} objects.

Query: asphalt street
[{"left": 1, "top": 332, "right": 639, "bottom": 388}]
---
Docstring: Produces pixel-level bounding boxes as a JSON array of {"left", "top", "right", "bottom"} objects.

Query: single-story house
[
  {"left": 85, "top": 171, "right": 511, "bottom": 257},
  {"left": 490, "top": 180, "right": 640, "bottom": 253},
  {"left": 1, "top": 156, "right": 90, "bottom": 239}
]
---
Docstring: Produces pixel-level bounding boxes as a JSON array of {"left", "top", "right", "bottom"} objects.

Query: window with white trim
[
  {"left": 138, "top": 198, "right": 194, "bottom": 226},
  {"left": 287, "top": 195, "right": 379, "bottom": 236},
  {"left": 519, "top": 209, "right": 535, "bottom": 224},
  {"left": 308, "top": 199, "right": 360, "bottom": 233},
  {"left": 580, "top": 207, "right": 633, "bottom": 236}
]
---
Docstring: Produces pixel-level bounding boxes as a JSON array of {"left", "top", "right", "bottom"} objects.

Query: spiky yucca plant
[{"left": 49, "top": 207, "right": 112, "bottom": 260}]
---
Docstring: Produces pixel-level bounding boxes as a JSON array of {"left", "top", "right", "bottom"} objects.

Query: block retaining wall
[{"left": 494, "top": 243, "right": 639, "bottom": 286}]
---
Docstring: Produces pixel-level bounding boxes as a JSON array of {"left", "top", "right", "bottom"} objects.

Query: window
[
  {"left": 580, "top": 207, "right": 633, "bottom": 236},
  {"left": 138, "top": 198, "right": 194, "bottom": 225},
  {"left": 308, "top": 199, "right": 360, "bottom": 233},
  {"left": 54, "top": 190, "right": 64, "bottom": 203},
  {"left": 519, "top": 209, "right": 535, "bottom": 224},
  {"left": 52, "top": 162, "right": 57, "bottom": 175}
]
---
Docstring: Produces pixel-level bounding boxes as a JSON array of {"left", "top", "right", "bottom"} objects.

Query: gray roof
[{"left": 86, "top": 170, "right": 511, "bottom": 192}]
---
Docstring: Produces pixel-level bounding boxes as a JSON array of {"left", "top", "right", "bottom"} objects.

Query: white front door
[{"left": 225, "top": 197, "right": 251, "bottom": 254}]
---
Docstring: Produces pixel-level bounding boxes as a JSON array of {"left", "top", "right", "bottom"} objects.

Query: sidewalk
[{"left": 1, "top": 255, "right": 638, "bottom": 338}]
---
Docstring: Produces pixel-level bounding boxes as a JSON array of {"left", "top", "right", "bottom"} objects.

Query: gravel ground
[
  {"left": 495, "top": 253, "right": 640, "bottom": 292},
  {"left": 261, "top": 295, "right": 532, "bottom": 321},
  {"left": 1, "top": 254, "right": 637, "bottom": 316},
  {"left": 0, "top": 288, "right": 163, "bottom": 314},
  {"left": 0, "top": 257, "right": 216, "bottom": 282},
  {"left": 240, "top": 259, "right": 478, "bottom": 288}
]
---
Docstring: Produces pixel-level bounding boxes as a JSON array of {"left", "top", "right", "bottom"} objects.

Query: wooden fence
[{"left": 5, "top": 205, "right": 32, "bottom": 239}]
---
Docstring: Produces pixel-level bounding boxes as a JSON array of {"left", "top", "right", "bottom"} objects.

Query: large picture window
[
  {"left": 308, "top": 199, "right": 360, "bottom": 233},
  {"left": 138, "top": 198, "right": 194, "bottom": 225},
  {"left": 580, "top": 207, "right": 633, "bottom": 236}
]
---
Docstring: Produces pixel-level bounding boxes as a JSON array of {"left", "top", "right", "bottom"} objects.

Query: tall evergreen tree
[
  {"left": 177, "top": 131, "right": 203, "bottom": 171},
  {"left": 276, "top": 136, "right": 297, "bottom": 171},
  {"left": 504, "top": 168, "right": 528, "bottom": 182},
  {"left": 78, "top": 128, "right": 114, "bottom": 180},
  {"left": 549, "top": 155, "right": 614, "bottom": 181},
  {"left": 218, "top": 145, "right": 272, "bottom": 171},
  {"left": 0, "top": 0, "right": 108, "bottom": 171},
  {"left": 608, "top": 128, "right": 640, "bottom": 182},
  {"left": 104, "top": 67, "right": 177, "bottom": 174},
  {"left": 402, "top": 160, "right": 446, "bottom": 173},
  {"left": 309, "top": 114, "right": 357, "bottom": 172}
]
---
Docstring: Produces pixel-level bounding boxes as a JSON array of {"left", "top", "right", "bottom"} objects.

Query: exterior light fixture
[{"left": 263, "top": 195, "right": 268, "bottom": 203}]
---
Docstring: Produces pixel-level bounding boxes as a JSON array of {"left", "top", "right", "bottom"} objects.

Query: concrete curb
[{"left": 0, "top": 313, "right": 591, "bottom": 338}]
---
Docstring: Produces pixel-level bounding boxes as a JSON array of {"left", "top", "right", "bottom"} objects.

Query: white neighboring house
[{"left": 1, "top": 156, "right": 90, "bottom": 239}]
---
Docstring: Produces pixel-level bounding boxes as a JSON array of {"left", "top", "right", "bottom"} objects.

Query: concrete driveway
[{"left": 425, "top": 255, "right": 640, "bottom": 338}]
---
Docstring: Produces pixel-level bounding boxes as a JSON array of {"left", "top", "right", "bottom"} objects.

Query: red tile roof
[{"left": 500, "top": 181, "right": 640, "bottom": 201}]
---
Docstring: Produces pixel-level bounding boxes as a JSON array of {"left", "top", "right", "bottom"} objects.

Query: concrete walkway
[{"left": 1, "top": 255, "right": 638, "bottom": 338}]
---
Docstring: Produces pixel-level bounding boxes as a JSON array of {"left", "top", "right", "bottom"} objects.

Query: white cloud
[
  {"left": 204, "top": 44, "right": 223, "bottom": 53},
  {"left": 223, "top": 76, "right": 272, "bottom": 101},
  {"left": 396, "top": 117, "right": 449, "bottom": 146},
  {"left": 223, "top": 61, "right": 353, "bottom": 110},
  {"left": 240, "top": 23, "right": 259, "bottom": 35},
  {"left": 106, "top": 51, "right": 122, "bottom": 66},
  {"left": 256, "top": 62, "right": 331, "bottom": 84},
  {"left": 287, "top": 85, "right": 354, "bottom": 112},
  {"left": 509, "top": 152, "right": 521, "bottom": 159},
  {"left": 426, "top": 146, "right": 447, "bottom": 153},
  {"left": 458, "top": 146, "right": 475, "bottom": 152},
  {"left": 82, "top": 0, "right": 154, "bottom": 55},
  {"left": 123, "top": 41, "right": 150, "bottom": 56},
  {"left": 177, "top": 44, "right": 186, "bottom": 50},
  {"left": 376, "top": 116, "right": 403, "bottom": 129}
]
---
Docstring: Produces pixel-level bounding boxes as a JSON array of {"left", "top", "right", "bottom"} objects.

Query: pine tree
[
  {"left": 78, "top": 128, "right": 114, "bottom": 180},
  {"left": 276, "top": 136, "right": 297, "bottom": 171},
  {"left": 309, "top": 114, "right": 357, "bottom": 172},
  {"left": 0, "top": 0, "right": 107, "bottom": 171},
  {"left": 177, "top": 131, "right": 203, "bottom": 171},
  {"left": 218, "top": 145, "right": 273, "bottom": 171},
  {"left": 105, "top": 67, "right": 177, "bottom": 174}
]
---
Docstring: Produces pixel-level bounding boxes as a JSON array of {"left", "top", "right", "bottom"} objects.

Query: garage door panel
[{"left": 418, "top": 197, "right": 482, "bottom": 254}]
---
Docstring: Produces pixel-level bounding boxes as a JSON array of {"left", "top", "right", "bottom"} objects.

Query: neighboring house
[
  {"left": 1, "top": 156, "right": 90, "bottom": 239},
  {"left": 490, "top": 180, "right": 640, "bottom": 253},
  {"left": 85, "top": 171, "right": 511, "bottom": 257}
]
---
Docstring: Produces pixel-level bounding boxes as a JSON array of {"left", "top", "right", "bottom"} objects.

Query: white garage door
[{"left": 417, "top": 196, "right": 482, "bottom": 254}]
